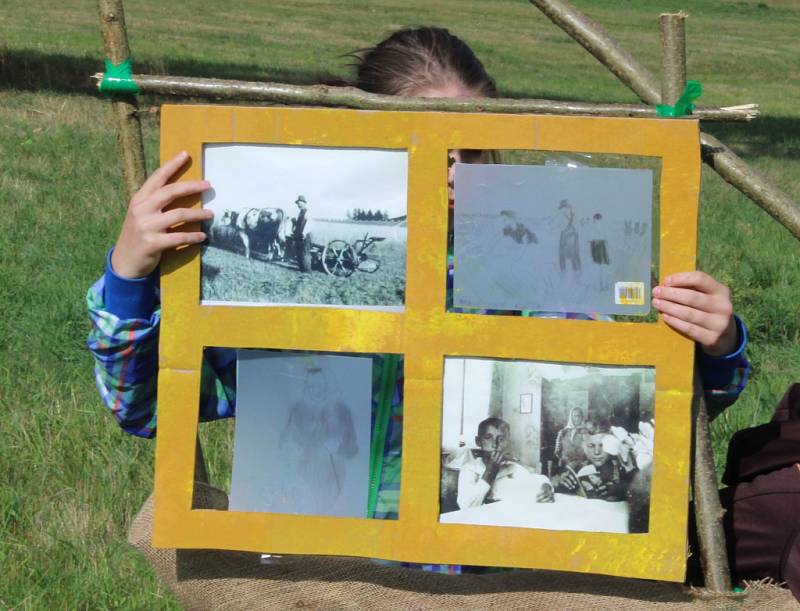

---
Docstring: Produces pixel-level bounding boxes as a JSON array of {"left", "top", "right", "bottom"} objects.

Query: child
[
  {"left": 87, "top": 26, "right": 749, "bottom": 570},
  {"left": 457, "top": 417, "right": 554, "bottom": 510},
  {"left": 576, "top": 431, "right": 637, "bottom": 502}
]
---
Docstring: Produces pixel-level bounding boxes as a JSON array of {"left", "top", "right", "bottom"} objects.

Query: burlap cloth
[{"left": 128, "top": 483, "right": 799, "bottom": 610}]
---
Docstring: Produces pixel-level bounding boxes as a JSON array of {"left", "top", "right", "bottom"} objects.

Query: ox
[{"left": 211, "top": 207, "right": 288, "bottom": 260}]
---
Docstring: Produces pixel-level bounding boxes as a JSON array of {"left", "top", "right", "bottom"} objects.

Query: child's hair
[
  {"left": 351, "top": 26, "right": 497, "bottom": 98},
  {"left": 477, "top": 417, "right": 510, "bottom": 438}
]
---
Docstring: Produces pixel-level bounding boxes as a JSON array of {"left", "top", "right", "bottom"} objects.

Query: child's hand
[
  {"left": 484, "top": 450, "right": 510, "bottom": 472},
  {"left": 651, "top": 271, "right": 737, "bottom": 356},
  {"left": 551, "top": 470, "right": 579, "bottom": 493},
  {"left": 111, "top": 151, "right": 213, "bottom": 279},
  {"left": 536, "top": 482, "right": 555, "bottom": 503}
]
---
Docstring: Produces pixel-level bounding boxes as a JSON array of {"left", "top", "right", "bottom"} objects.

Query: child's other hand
[
  {"left": 111, "top": 151, "right": 213, "bottom": 279},
  {"left": 594, "top": 482, "right": 610, "bottom": 499},
  {"left": 552, "top": 470, "right": 579, "bottom": 492},
  {"left": 651, "top": 271, "right": 737, "bottom": 357},
  {"left": 536, "top": 482, "right": 555, "bottom": 503}
]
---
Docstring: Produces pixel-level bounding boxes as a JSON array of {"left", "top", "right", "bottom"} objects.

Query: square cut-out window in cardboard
[{"left": 155, "top": 105, "right": 699, "bottom": 582}]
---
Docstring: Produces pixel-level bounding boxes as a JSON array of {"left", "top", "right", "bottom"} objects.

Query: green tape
[
  {"left": 367, "top": 354, "right": 399, "bottom": 518},
  {"left": 656, "top": 80, "right": 702, "bottom": 118},
  {"left": 99, "top": 58, "right": 139, "bottom": 94}
]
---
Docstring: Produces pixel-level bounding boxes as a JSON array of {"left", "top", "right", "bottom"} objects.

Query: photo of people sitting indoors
[{"left": 439, "top": 358, "right": 654, "bottom": 534}]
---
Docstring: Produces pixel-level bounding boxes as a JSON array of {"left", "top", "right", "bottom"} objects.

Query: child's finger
[
  {"left": 137, "top": 151, "right": 189, "bottom": 200},
  {"left": 148, "top": 180, "right": 211, "bottom": 211},
  {"left": 157, "top": 231, "right": 207, "bottom": 251},
  {"left": 157, "top": 207, "right": 214, "bottom": 231},
  {"left": 652, "top": 285, "right": 722, "bottom": 313},
  {"left": 660, "top": 312, "right": 717, "bottom": 346},
  {"left": 652, "top": 296, "right": 721, "bottom": 329},
  {"left": 662, "top": 270, "right": 725, "bottom": 294}
]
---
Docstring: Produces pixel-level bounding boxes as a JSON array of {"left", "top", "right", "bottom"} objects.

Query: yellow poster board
[{"left": 154, "top": 104, "right": 700, "bottom": 581}]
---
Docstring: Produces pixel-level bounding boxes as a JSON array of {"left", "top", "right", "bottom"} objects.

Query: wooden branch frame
[{"left": 89, "top": 72, "right": 757, "bottom": 122}]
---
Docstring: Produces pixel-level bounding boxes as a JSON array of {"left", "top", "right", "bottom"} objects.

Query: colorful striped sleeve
[
  {"left": 86, "top": 275, "right": 237, "bottom": 438},
  {"left": 86, "top": 275, "right": 161, "bottom": 438}
]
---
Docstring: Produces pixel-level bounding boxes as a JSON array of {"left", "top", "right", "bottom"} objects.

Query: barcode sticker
[{"left": 615, "top": 281, "right": 645, "bottom": 306}]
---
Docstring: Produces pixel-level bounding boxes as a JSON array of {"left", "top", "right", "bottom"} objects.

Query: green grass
[
  {"left": 201, "top": 241, "right": 405, "bottom": 306},
  {"left": 1, "top": 0, "right": 799, "bottom": 607}
]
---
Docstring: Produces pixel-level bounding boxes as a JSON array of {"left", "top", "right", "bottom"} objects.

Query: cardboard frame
[{"left": 154, "top": 104, "right": 700, "bottom": 581}]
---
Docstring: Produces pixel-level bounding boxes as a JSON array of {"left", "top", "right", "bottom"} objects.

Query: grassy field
[
  {"left": 1, "top": 0, "right": 799, "bottom": 608},
  {"left": 201, "top": 239, "right": 406, "bottom": 306}
]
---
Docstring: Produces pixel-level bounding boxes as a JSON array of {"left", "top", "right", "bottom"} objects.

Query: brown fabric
[
  {"left": 721, "top": 466, "right": 800, "bottom": 596},
  {"left": 719, "top": 383, "right": 800, "bottom": 601},
  {"left": 723, "top": 383, "right": 800, "bottom": 484},
  {"left": 128, "top": 483, "right": 799, "bottom": 610}
]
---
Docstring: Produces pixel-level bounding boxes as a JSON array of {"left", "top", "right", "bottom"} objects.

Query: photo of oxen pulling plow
[
  {"left": 200, "top": 144, "right": 408, "bottom": 308},
  {"left": 208, "top": 206, "right": 386, "bottom": 277},
  {"left": 201, "top": 202, "right": 406, "bottom": 308}
]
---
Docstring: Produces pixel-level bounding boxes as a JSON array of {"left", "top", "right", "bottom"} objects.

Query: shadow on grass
[
  {"left": 704, "top": 120, "right": 800, "bottom": 160},
  {"left": 3, "top": 48, "right": 799, "bottom": 161},
  {"left": 0, "top": 48, "right": 327, "bottom": 95}
]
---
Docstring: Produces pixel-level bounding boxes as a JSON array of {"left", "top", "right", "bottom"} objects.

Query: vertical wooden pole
[
  {"left": 661, "top": 11, "right": 732, "bottom": 592},
  {"left": 96, "top": 0, "right": 147, "bottom": 199},
  {"left": 659, "top": 12, "right": 687, "bottom": 106},
  {"left": 691, "top": 376, "right": 732, "bottom": 591},
  {"left": 96, "top": 0, "right": 210, "bottom": 487}
]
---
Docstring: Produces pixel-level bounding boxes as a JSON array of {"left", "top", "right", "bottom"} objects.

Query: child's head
[
  {"left": 302, "top": 366, "right": 328, "bottom": 404},
  {"left": 583, "top": 433, "right": 612, "bottom": 468},
  {"left": 353, "top": 26, "right": 497, "bottom": 99},
  {"left": 476, "top": 417, "right": 511, "bottom": 455},
  {"left": 352, "top": 27, "right": 497, "bottom": 200}
]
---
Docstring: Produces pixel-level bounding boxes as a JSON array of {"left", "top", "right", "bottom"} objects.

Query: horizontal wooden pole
[{"left": 91, "top": 73, "right": 758, "bottom": 122}]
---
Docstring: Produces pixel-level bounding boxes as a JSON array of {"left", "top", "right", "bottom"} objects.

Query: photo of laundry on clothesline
[
  {"left": 440, "top": 357, "right": 655, "bottom": 534},
  {"left": 452, "top": 163, "right": 654, "bottom": 316},
  {"left": 200, "top": 144, "right": 408, "bottom": 310}
]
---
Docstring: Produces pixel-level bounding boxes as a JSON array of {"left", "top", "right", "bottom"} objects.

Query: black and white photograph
[
  {"left": 201, "top": 144, "right": 408, "bottom": 310},
  {"left": 452, "top": 163, "right": 653, "bottom": 316},
  {"left": 439, "top": 357, "right": 655, "bottom": 533},
  {"left": 229, "top": 350, "right": 373, "bottom": 518}
]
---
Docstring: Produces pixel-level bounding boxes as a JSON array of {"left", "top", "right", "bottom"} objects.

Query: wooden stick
[
  {"left": 692, "top": 372, "right": 733, "bottom": 592},
  {"left": 89, "top": 72, "right": 758, "bottom": 122},
  {"left": 529, "top": 0, "right": 800, "bottom": 240},
  {"left": 96, "top": 0, "right": 146, "bottom": 199},
  {"left": 701, "top": 132, "right": 800, "bottom": 237},
  {"left": 660, "top": 12, "right": 688, "bottom": 106},
  {"left": 661, "top": 12, "right": 732, "bottom": 592},
  {"left": 530, "top": 0, "right": 662, "bottom": 104}
]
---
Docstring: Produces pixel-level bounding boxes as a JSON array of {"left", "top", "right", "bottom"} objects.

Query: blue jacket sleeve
[
  {"left": 86, "top": 250, "right": 236, "bottom": 438},
  {"left": 698, "top": 315, "right": 750, "bottom": 419}
]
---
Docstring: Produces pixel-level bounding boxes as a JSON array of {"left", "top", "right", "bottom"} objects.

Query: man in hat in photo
[{"left": 289, "top": 195, "right": 313, "bottom": 272}]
